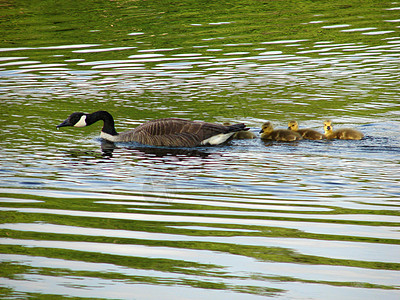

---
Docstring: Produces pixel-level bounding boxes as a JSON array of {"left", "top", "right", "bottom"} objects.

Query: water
[{"left": 1, "top": 0, "right": 400, "bottom": 299}]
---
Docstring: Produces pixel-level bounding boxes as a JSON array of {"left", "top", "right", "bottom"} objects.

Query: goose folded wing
[{"left": 119, "top": 118, "right": 236, "bottom": 147}]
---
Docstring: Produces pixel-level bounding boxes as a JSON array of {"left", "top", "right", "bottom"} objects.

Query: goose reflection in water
[{"left": 100, "top": 140, "right": 211, "bottom": 159}]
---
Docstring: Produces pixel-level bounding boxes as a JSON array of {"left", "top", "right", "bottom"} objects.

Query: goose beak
[
  {"left": 57, "top": 119, "right": 71, "bottom": 129},
  {"left": 259, "top": 129, "right": 263, "bottom": 133},
  {"left": 287, "top": 127, "right": 291, "bottom": 130}
]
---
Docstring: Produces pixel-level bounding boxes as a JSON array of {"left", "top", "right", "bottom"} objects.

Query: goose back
[{"left": 115, "top": 118, "right": 246, "bottom": 147}]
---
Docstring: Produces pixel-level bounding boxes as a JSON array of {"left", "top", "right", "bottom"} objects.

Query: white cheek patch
[{"left": 74, "top": 115, "right": 87, "bottom": 127}]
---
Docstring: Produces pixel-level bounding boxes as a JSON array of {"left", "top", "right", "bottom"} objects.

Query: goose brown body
[
  {"left": 116, "top": 118, "right": 248, "bottom": 147},
  {"left": 323, "top": 120, "right": 364, "bottom": 140},
  {"left": 57, "top": 111, "right": 248, "bottom": 147},
  {"left": 260, "top": 121, "right": 302, "bottom": 141},
  {"left": 287, "top": 120, "right": 325, "bottom": 140}
]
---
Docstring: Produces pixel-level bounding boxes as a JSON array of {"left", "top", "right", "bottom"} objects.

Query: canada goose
[
  {"left": 57, "top": 111, "right": 249, "bottom": 147},
  {"left": 259, "top": 121, "right": 302, "bottom": 141},
  {"left": 323, "top": 120, "right": 364, "bottom": 140},
  {"left": 223, "top": 122, "right": 256, "bottom": 139},
  {"left": 287, "top": 120, "right": 325, "bottom": 140}
]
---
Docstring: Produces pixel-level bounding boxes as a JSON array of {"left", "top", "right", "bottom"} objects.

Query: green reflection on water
[
  {"left": 1, "top": 206, "right": 399, "bottom": 272},
  {"left": 1, "top": 0, "right": 395, "bottom": 48}
]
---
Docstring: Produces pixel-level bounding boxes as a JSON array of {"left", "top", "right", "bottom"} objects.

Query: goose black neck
[{"left": 87, "top": 111, "right": 118, "bottom": 136}]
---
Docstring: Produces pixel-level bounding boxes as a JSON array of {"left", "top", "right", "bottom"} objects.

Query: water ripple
[{"left": 1, "top": 2, "right": 400, "bottom": 299}]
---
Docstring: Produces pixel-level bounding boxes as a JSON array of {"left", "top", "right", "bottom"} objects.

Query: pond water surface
[{"left": 0, "top": 0, "right": 399, "bottom": 299}]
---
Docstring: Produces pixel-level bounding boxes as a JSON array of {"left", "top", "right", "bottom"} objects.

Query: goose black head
[{"left": 57, "top": 112, "right": 87, "bottom": 129}]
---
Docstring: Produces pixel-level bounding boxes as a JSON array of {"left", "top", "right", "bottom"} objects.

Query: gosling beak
[
  {"left": 56, "top": 119, "right": 72, "bottom": 129},
  {"left": 259, "top": 129, "right": 264, "bottom": 133},
  {"left": 287, "top": 127, "right": 291, "bottom": 130},
  {"left": 326, "top": 126, "right": 331, "bottom": 131}
]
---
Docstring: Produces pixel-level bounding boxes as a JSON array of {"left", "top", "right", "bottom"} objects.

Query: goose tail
[{"left": 226, "top": 123, "right": 249, "bottom": 133}]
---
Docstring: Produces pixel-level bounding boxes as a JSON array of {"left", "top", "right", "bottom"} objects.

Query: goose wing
[{"left": 118, "top": 118, "right": 246, "bottom": 147}]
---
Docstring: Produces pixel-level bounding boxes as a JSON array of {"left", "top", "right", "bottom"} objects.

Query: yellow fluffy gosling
[
  {"left": 287, "top": 120, "right": 325, "bottom": 140},
  {"left": 260, "top": 122, "right": 302, "bottom": 141},
  {"left": 224, "top": 122, "right": 256, "bottom": 139},
  {"left": 323, "top": 120, "right": 364, "bottom": 140}
]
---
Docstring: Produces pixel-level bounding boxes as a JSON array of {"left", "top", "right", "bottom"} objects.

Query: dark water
[{"left": 0, "top": 0, "right": 399, "bottom": 299}]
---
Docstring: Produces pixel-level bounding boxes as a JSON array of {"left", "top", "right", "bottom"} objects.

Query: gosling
[
  {"left": 323, "top": 120, "right": 364, "bottom": 140},
  {"left": 224, "top": 122, "right": 256, "bottom": 139},
  {"left": 260, "top": 121, "right": 302, "bottom": 141},
  {"left": 287, "top": 120, "right": 325, "bottom": 140}
]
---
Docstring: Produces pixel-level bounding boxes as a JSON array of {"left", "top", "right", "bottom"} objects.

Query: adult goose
[
  {"left": 57, "top": 111, "right": 249, "bottom": 147},
  {"left": 259, "top": 121, "right": 302, "bottom": 141},
  {"left": 287, "top": 120, "right": 325, "bottom": 140},
  {"left": 323, "top": 120, "right": 364, "bottom": 140}
]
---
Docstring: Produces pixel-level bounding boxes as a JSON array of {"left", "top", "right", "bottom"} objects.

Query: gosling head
[
  {"left": 57, "top": 112, "right": 87, "bottom": 129},
  {"left": 259, "top": 121, "right": 274, "bottom": 134},
  {"left": 323, "top": 120, "right": 333, "bottom": 134},
  {"left": 287, "top": 120, "right": 299, "bottom": 131}
]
